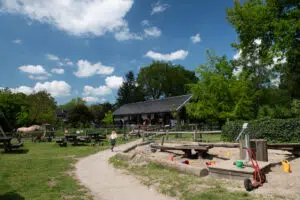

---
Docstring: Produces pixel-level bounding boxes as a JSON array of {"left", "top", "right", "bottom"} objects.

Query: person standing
[{"left": 110, "top": 131, "right": 118, "bottom": 152}]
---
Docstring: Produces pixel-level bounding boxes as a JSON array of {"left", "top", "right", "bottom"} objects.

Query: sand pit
[{"left": 121, "top": 142, "right": 300, "bottom": 199}]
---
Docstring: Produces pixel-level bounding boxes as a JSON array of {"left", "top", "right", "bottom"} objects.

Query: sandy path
[{"left": 75, "top": 140, "right": 174, "bottom": 200}]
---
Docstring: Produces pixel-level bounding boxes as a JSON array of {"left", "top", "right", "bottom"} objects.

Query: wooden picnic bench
[
  {"left": 150, "top": 144, "right": 213, "bottom": 158},
  {"left": 87, "top": 133, "right": 106, "bottom": 145},
  {"left": 56, "top": 138, "right": 67, "bottom": 147},
  {"left": 0, "top": 136, "right": 23, "bottom": 152}
]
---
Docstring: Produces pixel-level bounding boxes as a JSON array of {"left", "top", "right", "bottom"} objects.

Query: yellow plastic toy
[{"left": 282, "top": 160, "right": 291, "bottom": 173}]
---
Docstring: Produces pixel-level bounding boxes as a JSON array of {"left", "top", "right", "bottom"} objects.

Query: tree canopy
[
  {"left": 116, "top": 71, "right": 145, "bottom": 106},
  {"left": 137, "top": 61, "right": 198, "bottom": 99},
  {"left": 227, "top": 0, "right": 300, "bottom": 98}
]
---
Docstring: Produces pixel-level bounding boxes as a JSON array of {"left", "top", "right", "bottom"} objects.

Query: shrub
[{"left": 221, "top": 118, "right": 300, "bottom": 143}]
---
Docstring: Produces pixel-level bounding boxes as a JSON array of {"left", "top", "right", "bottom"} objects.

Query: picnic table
[
  {"left": 56, "top": 134, "right": 87, "bottom": 146},
  {"left": 0, "top": 136, "right": 23, "bottom": 152},
  {"left": 150, "top": 144, "right": 213, "bottom": 158},
  {"left": 87, "top": 132, "right": 106, "bottom": 145}
]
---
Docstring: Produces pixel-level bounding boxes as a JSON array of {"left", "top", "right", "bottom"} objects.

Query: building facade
[{"left": 113, "top": 94, "right": 192, "bottom": 126}]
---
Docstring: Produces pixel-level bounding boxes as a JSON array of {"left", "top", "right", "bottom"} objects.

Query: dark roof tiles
[{"left": 113, "top": 94, "right": 192, "bottom": 116}]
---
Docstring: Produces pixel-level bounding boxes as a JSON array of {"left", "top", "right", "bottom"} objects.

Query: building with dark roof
[{"left": 113, "top": 94, "right": 192, "bottom": 125}]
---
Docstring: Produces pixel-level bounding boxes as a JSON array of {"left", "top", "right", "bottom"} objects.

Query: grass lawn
[
  {"left": 0, "top": 137, "right": 136, "bottom": 200},
  {"left": 109, "top": 154, "right": 273, "bottom": 200}
]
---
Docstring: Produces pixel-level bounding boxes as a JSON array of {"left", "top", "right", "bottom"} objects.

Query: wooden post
[
  {"left": 193, "top": 130, "right": 196, "bottom": 142},
  {"left": 250, "top": 139, "right": 268, "bottom": 162},
  {"left": 161, "top": 136, "right": 165, "bottom": 146},
  {"left": 239, "top": 139, "right": 247, "bottom": 160}
]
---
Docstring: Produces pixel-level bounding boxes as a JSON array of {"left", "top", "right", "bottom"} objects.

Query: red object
[
  {"left": 243, "top": 149, "right": 266, "bottom": 191},
  {"left": 183, "top": 160, "right": 189, "bottom": 164},
  {"left": 169, "top": 156, "right": 174, "bottom": 161},
  {"left": 205, "top": 161, "right": 216, "bottom": 166}
]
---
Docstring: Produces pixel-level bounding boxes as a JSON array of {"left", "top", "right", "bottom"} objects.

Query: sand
[{"left": 75, "top": 140, "right": 175, "bottom": 200}]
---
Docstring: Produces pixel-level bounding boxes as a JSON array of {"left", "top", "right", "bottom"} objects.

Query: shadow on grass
[
  {"left": 1, "top": 149, "right": 29, "bottom": 154},
  {"left": 0, "top": 191, "right": 25, "bottom": 200}
]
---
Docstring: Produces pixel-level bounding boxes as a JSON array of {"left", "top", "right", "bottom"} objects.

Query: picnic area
[{"left": 1, "top": 0, "right": 300, "bottom": 199}]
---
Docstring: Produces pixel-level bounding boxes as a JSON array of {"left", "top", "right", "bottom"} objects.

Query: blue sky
[{"left": 0, "top": 0, "right": 238, "bottom": 105}]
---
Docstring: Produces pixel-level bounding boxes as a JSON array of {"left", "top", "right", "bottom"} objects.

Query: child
[{"left": 110, "top": 131, "right": 118, "bottom": 152}]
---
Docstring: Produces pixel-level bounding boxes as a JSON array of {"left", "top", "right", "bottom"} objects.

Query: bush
[{"left": 221, "top": 118, "right": 300, "bottom": 143}]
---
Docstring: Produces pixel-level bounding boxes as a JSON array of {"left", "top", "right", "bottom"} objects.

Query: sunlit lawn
[{"left": 0, "top": 137, "right": 136, "bottom": 200}]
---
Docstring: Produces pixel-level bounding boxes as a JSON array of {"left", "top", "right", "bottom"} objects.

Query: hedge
[{"left": 221, "top": 118, "right": 300, "bottom": 143}]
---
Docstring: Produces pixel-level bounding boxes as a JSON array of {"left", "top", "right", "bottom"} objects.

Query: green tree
[
  {"left": 116, "top": 71, "right": 145, "bottom": 106},
  {"left": 0, "top": 89, "right": 29, "bottom": 130},
  {"left": 57, "top": 97, "right": 86, "bottom": 110},
  {"left": 227, "top": 0, "right": 300, "bottom": 98},
  {"left": 137, "top": 61, "right": 198, "bottom": 99},
  {"left": 102, "top": 110, "right": 113, "bottom": 124},
  {"left": 68, "top": 104, "right": 92, "bottom": 128},
  {"left": 27, "top": 91, "right": 57, "bottom": 124},
  {"left": 90, "top": 102, "right": 113, "bottom": 123},
  {"left": 187, "top": 51, "right": 258, "bottom": 123}
]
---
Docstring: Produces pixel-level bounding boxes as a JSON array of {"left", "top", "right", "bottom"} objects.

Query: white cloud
[
  {"left": 105, "top": 76, "right": 124, "bottom": 89},
  {"left": 34, "top": 81, "right": 71, "bottom": 97},
  {"left": 9, "top": 81, "right": 71, "bottom": 97},
  {"left": 190, "top": 33, "right": 201, "bottom": 44},
  {"left": 83, "top": 96, "right": 99, "bottom": 103},
  {"left": 1, "top": 0, "right": 134, "bottom": 39},
  {"left": 46, "top": 54, "right": 59, "bottom": 61},
  {"left": 83, "top": 85, "right": 112, "bottom": 96},
  {"left": 74, "top": 60, "right": 114, "bottom": 78},
  {"left": 19, "top": 65, "right": 48, "bottom": 75},
  {"left": 11, "top": 86, "right": 33, "bottom": 95},
  {"left": 144, "top": 27, "right": 161, "bottom": 37},
  {"left": 141, "top": 20, "right": 150, "bottom": 26},
  {"left": 151, "top": 1, "right": 169, "bottom": 15},
  {"left": 51, "top": 68, "right": 64, "bottom": 74},
  {"left": 114, "top": 26, "right": 143, "bottom": 41},
  {"left": 29, "top": 75, "right": 49, "bottom": 80},
  {"left": 12, "top": 39, "right": 22, "bottom": 44},
  {"left": 145, "top": 50, "right": 189, "bottom": 61},
  {"left": 58, "top": 62, "right": 64, "bottom": 66},
  {"left": 66, "top": 61, "right": 73, "bottom": 66}
]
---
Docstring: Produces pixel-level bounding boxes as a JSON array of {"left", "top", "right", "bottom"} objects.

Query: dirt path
[{"left": 75, "top": 140, "right": 174, "bottom": 200}]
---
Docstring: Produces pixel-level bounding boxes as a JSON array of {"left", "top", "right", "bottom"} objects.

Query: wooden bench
[
  {"left": 56, "top": 138, "right": 67, "bottom": 147},
  {"left": 0, "top": 137, "right": 24, "bottom": 152},
  {"left": 150, "top": 144, "right": 213, "bottom": 158},
  {"left": 87, "top": 133, "right": 106, "bottom": 146}
]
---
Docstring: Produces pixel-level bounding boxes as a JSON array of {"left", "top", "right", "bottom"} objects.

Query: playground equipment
[{"left": 235, "top": 123, "right": 266, "bottom": 191}]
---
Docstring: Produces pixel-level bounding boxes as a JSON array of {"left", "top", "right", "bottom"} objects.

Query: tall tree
[
  {"left": 89, "top": 102, "right": 113, "bottom": 123},
  {"left": 117, "top": 71, "right": 145, "bottom": 106},
  {"left": 0, "top": 89, "right": 29, "bottom": 130},
  {"left": 27, "top": 91, "right": 57, "bottom": 124},
  {"left": 68, "top": 104, "right": 92, "bottom": 128},
  {"left": 102, "top": 110, "right": 113, "bottom": 125},
  {"left": 227, "top": 0, "right": 300, "bottom": 98},
  {"left": 57, "top": 97, "right": 86, "bottom": 110},
  {"left": 137, "top": 61, "right": 198, "bottom": 99},
  {"left": 186, "top": 51, "right": 257, "bottom": 123}
]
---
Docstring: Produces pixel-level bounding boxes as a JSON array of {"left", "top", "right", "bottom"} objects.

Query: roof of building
[{"left": 113, "top": 94, "right": 193, "bottom": 116}]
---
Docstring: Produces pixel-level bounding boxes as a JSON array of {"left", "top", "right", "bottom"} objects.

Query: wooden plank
[
  {"left": 150, "top": 144, "right": 211, "bottom": 151},
  {"left": 198, "top": 142, "right": 240, "bottom": 148}
]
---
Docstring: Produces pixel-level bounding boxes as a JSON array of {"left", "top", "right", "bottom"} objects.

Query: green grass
[
  {"left": 109, "top": 155, "right": 269, "bottom": 200},
  {"left": 0, "top": 137, "right": 136, "bottom": 200}
]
